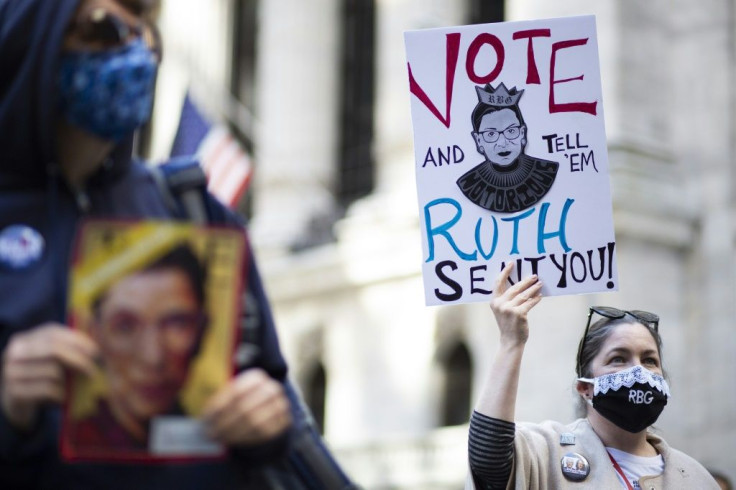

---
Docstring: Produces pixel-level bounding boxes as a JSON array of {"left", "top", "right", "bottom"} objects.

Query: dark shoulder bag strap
[{"left": 148, "top": 156, "right": 210, "bottom": 224}]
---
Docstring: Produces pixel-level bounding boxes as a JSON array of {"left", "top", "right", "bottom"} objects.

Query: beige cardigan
[{"left": 466, "top": 418, "right": 719, "bottom": 490}]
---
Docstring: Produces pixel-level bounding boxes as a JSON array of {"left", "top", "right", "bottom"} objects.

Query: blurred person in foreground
[
  {"left": 466, "top": 263, "right": 718, "bottom": 489},
  {"left": 0, "top": 0, "right": 354, "bottom": 488}
]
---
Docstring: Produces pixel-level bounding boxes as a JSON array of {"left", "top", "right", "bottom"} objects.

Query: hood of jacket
[{"left": 0, "top": 0, "right": 134, "bottom": 190}]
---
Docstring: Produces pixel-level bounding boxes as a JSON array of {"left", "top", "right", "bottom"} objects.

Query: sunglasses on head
[
  {"left": 575, "top": 306, "right": 659, "bottom": 377},
  {"left": 66, "top": 7, "right": 161, "bottom": 58}
]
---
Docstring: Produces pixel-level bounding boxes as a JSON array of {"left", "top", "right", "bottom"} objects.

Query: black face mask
[{"left": 579, "top": 365, "right": 670, "bottom": 433}]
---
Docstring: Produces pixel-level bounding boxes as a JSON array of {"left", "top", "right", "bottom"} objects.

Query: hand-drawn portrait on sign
[{"left": 457, "top": 82, "right": 559, "bottom": 213}]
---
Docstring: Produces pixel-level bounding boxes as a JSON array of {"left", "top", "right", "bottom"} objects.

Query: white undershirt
[{"left": 606, "top": 446, "right": 664, "bottom": 489}]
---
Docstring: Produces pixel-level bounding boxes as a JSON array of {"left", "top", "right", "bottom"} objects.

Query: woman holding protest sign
[{"left": 466, "top": 262, "right": 718, "bottom": 489}]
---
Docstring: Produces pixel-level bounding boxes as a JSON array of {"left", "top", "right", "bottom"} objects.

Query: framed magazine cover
[{"left": 61, "top": 219, "right": 246, "bottom": 463}]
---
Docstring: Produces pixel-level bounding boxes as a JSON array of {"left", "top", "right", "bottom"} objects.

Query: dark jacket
[{"left": 0, "top": 1, "right": 300, "bottom": 488}]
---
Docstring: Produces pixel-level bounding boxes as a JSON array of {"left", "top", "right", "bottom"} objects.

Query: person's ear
[
  {"left": 575, "top": 379, "right": 592, "bottom": 400},
  {"left": 472, "top": 132, "right": 484, "bottom": 153}
]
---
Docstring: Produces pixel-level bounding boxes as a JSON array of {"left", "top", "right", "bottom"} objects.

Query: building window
[
  {"left": 337, "top": 0, "right": 375, "bottom": 207},
  {"left": 440, "top": 342, "right": 473, "bottom": 426},
  {"left": 303, "top": 362, "right": 327, "bottom": 434},
  {"left": 468, "top": 0, "right": 504, "bottom": 24}
]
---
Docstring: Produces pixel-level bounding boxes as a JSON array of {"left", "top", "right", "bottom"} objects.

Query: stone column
[
  {"left": 251, "top": 0, "right": 341, "bottom": 255},
  {"left": 670, "top": 0, "right": 736, "bottom": 470}
]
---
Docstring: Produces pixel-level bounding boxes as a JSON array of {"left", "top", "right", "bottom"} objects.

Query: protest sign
[
  {"left": 405, "top": 15, "right": 617, "bottom": 305},
  {"left": 61, "top": 220, "right": 245, "bottom": 462}
]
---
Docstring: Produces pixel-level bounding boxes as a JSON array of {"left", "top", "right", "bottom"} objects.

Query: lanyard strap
[{"left": 607, "top": 451, "right": 635, "bottom": 490}]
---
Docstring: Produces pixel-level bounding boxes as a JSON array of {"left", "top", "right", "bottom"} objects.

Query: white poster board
[{"left": 405, "top": 15, "right": 617, "bottom": 306}]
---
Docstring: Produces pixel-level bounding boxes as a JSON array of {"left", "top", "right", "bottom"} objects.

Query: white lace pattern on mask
[{"left": 584, "top": 365, "right": 671, "bottom": 398}]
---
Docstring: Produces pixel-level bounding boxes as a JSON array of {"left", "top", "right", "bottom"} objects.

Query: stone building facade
[{"left": 149, "top": 0, "right": 735, "bottom": 487}]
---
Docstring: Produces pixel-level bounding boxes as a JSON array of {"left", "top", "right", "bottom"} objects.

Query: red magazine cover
[{"left": 61, "top": 219, "right": 245, "bottom": 463}]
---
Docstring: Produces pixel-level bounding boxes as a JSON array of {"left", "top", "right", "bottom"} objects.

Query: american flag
[{"left": 170, "top": 93, "right": 253, "bottom": 208}]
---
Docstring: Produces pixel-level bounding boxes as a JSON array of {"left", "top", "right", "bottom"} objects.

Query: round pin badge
[
  {"left": 0, "top": 225, "right": 45, "bottom": 270},
  {"left": 560, "top": 452, "right": 590, "bottom": 482}
]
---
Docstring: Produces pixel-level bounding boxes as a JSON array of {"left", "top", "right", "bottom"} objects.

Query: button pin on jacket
[
  {"left": 561, "top": 452, "right": 590, "bottom": 482},
  {"left": 0, "top": 225, "right": 45, "bottom": 270}
]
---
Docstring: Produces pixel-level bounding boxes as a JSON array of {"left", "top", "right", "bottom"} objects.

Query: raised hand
[
  {"left": 475, "top": 262, "right": 543, "bottom": 421},
  {"left": 490, "top": 261, "right": 543, "bottom": 348}
]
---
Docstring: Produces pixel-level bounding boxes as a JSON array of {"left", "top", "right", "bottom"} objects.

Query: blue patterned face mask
[{"left": 57, "top": 38, "right": 158, "bottom": 141}]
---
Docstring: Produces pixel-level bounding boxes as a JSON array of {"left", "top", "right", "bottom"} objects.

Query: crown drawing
[{"left": 475, "top": 82, "right": 524, "bottom": 107}]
